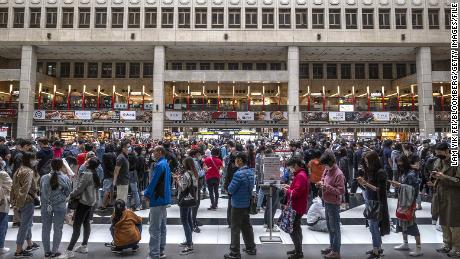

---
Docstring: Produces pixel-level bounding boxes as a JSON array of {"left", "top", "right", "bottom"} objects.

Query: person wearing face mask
[
  {"left": 282, "top": 156, "right": 309, "bottom": 259},
  {"left": 357, "top": 151, "right": 390, "bottom": 259},
  {"left": 431, "top": 142, "right": 460, "bottom": 257},
  {"left": 11, "top": 152, "right": 40, "bottom": 258},
  {"left": 0, "top": 157, "right": 12, "bottom": 255},
  {"left": 318, "top": 151, "right": 345, "bottom": 259},
  {"left": 390, "top": 155, "right": 423, "bottom": 257}
]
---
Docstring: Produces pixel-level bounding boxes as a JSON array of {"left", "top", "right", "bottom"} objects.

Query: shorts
[{"left": 103, "top": 178, "right": 114, "bottom": 192}]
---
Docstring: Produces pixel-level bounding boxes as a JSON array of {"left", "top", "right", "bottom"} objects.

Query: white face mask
[{"left": 30, "top": 160, "right": 39, "bottom": 167}]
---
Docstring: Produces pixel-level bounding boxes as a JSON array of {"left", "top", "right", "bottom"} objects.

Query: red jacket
[
  {"left": 285, "top": 169, "right": 309, "bottom": 215},
  {"left": 321, "top": 164, "right": 345, "bottom": 205}
]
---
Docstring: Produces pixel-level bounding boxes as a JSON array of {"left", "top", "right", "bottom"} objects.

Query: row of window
[
  {"left": 300, "top": 63, "right": 416, "bottom": 80},
  {"left": 0, "top": 7, "right": 451, "bottom": 30},
  {"left": 39, "top": 61, "right": 416, "bottom": 80},
  {"left": 40, "top": 62, "right": 154, "bottom": 78}
]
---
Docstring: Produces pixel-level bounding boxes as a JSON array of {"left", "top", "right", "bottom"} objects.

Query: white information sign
[{"left": 262, "top": 157, "right": 281, "bottom": 182}]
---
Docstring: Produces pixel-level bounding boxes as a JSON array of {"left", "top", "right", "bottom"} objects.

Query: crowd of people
[{"left": 0, "top": 135, "right": 456, "bottom": 259}]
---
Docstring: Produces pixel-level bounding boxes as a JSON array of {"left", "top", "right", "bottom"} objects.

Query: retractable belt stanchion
[{"left": 259, "top": 182, "right": 282, "bottom": 244}]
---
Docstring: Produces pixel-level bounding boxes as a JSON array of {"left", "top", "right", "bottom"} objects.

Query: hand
[
  {"left": 282, "top": 184, "right": 290, "bottom": 191},
  {"left": 357, "top": 177, "right": 366, "bottom": 186},
  {"left": 427, "top": 181, "right": 435, "bottom": 187},
  {"left": 432, "top": 171, "right": 445, "bottom": 179},
  {"left": 113, "top": 179, "right": 116, "bottom": 186}
]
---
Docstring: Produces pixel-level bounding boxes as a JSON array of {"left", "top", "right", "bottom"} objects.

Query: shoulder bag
[
  {"left": 178, "top": 172, "right": 198, "bottom": 208},
  {"left": 276, "top": 192, "right": 297, "bottom": 234},
  {"left": 363, "top": 188, "right": 381, "bottom": 221}
]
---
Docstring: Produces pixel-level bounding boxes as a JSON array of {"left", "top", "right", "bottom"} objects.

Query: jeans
[
  {"left": 230, "top": 207, "right": 256, "bottom": 255},
  {"left": 264, "top": 188, "right": 280, "bottom": 228},
  {"left": 16, "top": 201, "right": 34, "bottom": 247},
  {"left": 42, "top": 203, "right": 66, "bottom": 253},
  {"left": 325, "top": 203, "right": 341, "bottom": 253},
  {"left": 207, "top": 178, "right": 219, "bottom": 209},
  {"left": 117, "top": 184, "right": 129, "bottom": 203},
  {"left": 289, "top": 214, "right": 303, "bottom": 254},
  {"left": 368, "top": 219, "right": 382, "bottom": 249},
  {"left": 129, "top": 182, "right": 141, "bottom": 208},
  {"left": 256, "top": 188, "right": 264, "bottom": 210},
  {"left": 68, "top": 202, "right": 92, "bottom": 251},
  {"left": 179, "top": 207, "right": 193, "bottom": 246},
  {"left": 149, "top": 206, "right": 167, "bottom": 259},
  {"left": 0, "top": 212, "right": 8, "bottom": 248}
]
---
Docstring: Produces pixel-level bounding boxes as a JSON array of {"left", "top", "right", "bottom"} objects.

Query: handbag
[
  {"left": 396, "top": 202, "right": 417, "bottom": 221},
  {"left": 178, "top": 172, "right": 198, "bottom": 208},
  {"left": 363, "top": 190, "right": 381, "bottom": 221},
  {"left": 277, "top": 192, "right": 297, "bottom": 234},
  {"left": 68, "top": 197, "right": 79, "bottom": 210}
]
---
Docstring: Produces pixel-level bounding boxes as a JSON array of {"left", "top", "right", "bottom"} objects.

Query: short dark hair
[
  {"left": 84, "top": 143, "right": 93, "bottom": 152},
  {"left": 286, "top": 156, "right": 304, "bottom": 168},
  {"left": 20, "top": 139, "right": 32, "bottom": 148},
  {"left": 0, "top": 137, "right": 5, "bottom": 142},
  {"left": 235, "top": 152, "right": 248, "bottom": 165},
  {"left": 235, "top": 143, "right": 244, "bottom": 152},
  {"left": 38, "top": 138, "right": 49, "bottom": 145},
  {"left": 211, "top": 147, "right": 220, "bottom": 157},
  {"left": 319, "top": 151, "right": 336, "bottom": 167},
  {"left": 435, "top": 142, "right": 449, "bottom": 151},
  {"left": 189, "top": 149, "right": 201, "bottom": 157},
  {"left": 154, "top": 145, "right": 166, "bottom": 155}
]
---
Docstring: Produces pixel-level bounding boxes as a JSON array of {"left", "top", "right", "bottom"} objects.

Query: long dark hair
[
  {"left": 112, "top": 199, "right": 126, "bottom": 226},
  {"left": 22, "top": 152, "right": 36, "bottom": 169},
  {"left": 50, "top": 158, "right": 64, "bottom": 191},
  {"left": 86, "top": 157, "right": 101, "bottom": 189},
  {"left": 363, "top": 151, "right": 382, "bottom": 182},
  {"left": 183, "top": 157, "right": 198, "bottom": 179},
  {"left": 397, "top": 155, "right": 412, "bottom": 175}
]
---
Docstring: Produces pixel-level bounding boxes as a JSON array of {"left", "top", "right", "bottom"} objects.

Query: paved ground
[{"left": 0, "top": 242, "right": 447, "bottom": 259}]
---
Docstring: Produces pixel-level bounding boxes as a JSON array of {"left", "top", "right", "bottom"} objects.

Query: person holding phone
[
  {"left": 318, "top": 152, "right": 345, "bottom": 259},
  {"left": 391, "top": 155, "right": 423, "bottom": 257},
  {"left": 431, "top": 142, "right": 460, "bottom": 257},
  {"left": 357, "top": 151, "right": 390, "bottom": 259}
]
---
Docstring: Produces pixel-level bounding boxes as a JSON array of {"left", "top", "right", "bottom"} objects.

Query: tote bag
[{"left": 277, "top": 192, "right": 297, "bottom": 234}]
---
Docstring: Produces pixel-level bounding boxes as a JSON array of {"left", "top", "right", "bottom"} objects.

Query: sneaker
[
  {"left": 196, "top": 221, "right": 203, "bottom": 227},
  {"left": 58, "top": 250, "right": 74, "bottom": 259},
  {"left": 160, "top": 252, "right": 167, "bottom": 259},
  {"left": 447, "top": 249, "right": 460, "bottom": 257},
  {"left": 179, "top": 246, "right": 194, "bottom": 256},
  {"left": 51, "top": 252, "right": 62, "bottom": 258},
  {"left": 25, "top": 243, "right": 40, "bottom": 252},
  {"left": 394, "top": 243, "right": 410, "bottom": 251},
  {"left": 288, "top": 253, "right": 304, "bottom": 259},
  {"left": 14, "top": 250, "right": 33, "bottom": 258},
  {"left": 132, "top": 245, "right": 139, "bottom": 253},
  {"left": 111, "top": 247, "right": 123, "bottom": 254},
  {"left": 178, "top": 242, "right": 190, "bottom": 248},
  {"left": 0, "top": 247, "right": 10, "bottom": 254},
  {"left": 45, "top": 252, "right": 53, "bottom": 258},
  {"left": 242, "top": 248, "right": 257, "bottom": 255},
  {"left": 224, "top": 253, "right": 241, "bottom": 259},
  {"left": 321, "top": 247, "right": 333, "bottom": 255},
  {"left": 12, "top": 222, "right": 20, "bottom": 228},
  {"left": 437, "top": 246, "right": 452, "bottom": 253},
  {"left": 324, "top": 251, "right": 341, "bottom": 259},
  {"left": 193, "top": 227, "right": 201, "bottom": 233},
  {"left": 409, "top": 247, "right": 423, "bottom": 257},
  {"left": 287, "top": 250, "right": 297, "bottom": 255},
  {"left": 366, "top": 249, "right": 384, "bottom": 255},
  {"left": 366, "top": 252, "right": 381, "bottom": 259},
  {"left": 74, "top": 245, "right": 88, "bottom": 254}
]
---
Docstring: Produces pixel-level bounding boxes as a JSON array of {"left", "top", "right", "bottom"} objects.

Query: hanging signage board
[
  {"left": 237, "top": 112, "right": 255, "bottom": 121},
  {"left": 329, "top": 112, "right": 346, "bottom": 122},
  {"left": 120, "top": 111, "right": 136, "bottom": 120},
  {"left": 165, "top": 111, "right": 183, "bottom": 121},
  {"left": 373, "top": 112, "right": 390, "bottom": 121},
  {"left": 33, "top": 110, "right": 46, "bottom": 120},
  {"left": 74, "top": 111, "right": 91, "bottom": 120}
]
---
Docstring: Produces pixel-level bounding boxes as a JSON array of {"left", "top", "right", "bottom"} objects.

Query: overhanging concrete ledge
[{"left": 164, "top": 70, "right": 288, "bottom": 82}]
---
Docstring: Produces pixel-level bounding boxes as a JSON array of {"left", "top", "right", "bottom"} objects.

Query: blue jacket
[
  {"left": 228, "top": 166, "right": 255, "bottom": 209},
  {"left": 144, "top": 157, "right": 171, "bottom": 207}
]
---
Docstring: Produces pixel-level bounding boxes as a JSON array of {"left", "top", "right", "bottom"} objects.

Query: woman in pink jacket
[
  {"left": 318, "top": 152, "right": 345, "bottom": 259},
  {"left": 282, "top": 156, "right": 309, "bottom": 259}
]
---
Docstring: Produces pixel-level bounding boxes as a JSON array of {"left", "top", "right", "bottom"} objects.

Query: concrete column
[
  {"left": 288, "top": 46, "right": 300, "bottom": 140},
  {"left": 152, "top": 45, "right": 165, "bottom": 139},
  {"left": 17, "top": 46, "right": 37, "bottom": 139},
  {"left": 416, "top": 47, "right": 435, "bottom": 138}
]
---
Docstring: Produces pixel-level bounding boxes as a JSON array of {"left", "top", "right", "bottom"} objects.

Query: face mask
[
  {"left": 31, "top": 160, "right": 39, "bottom": 167},
  {"left": 436, "top": 154, "right": 447, "bottom": 160}
]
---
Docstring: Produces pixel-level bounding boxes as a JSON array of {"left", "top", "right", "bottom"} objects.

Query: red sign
[{"left": 211, "top": 112, "right": 237, "bottom": 120}]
